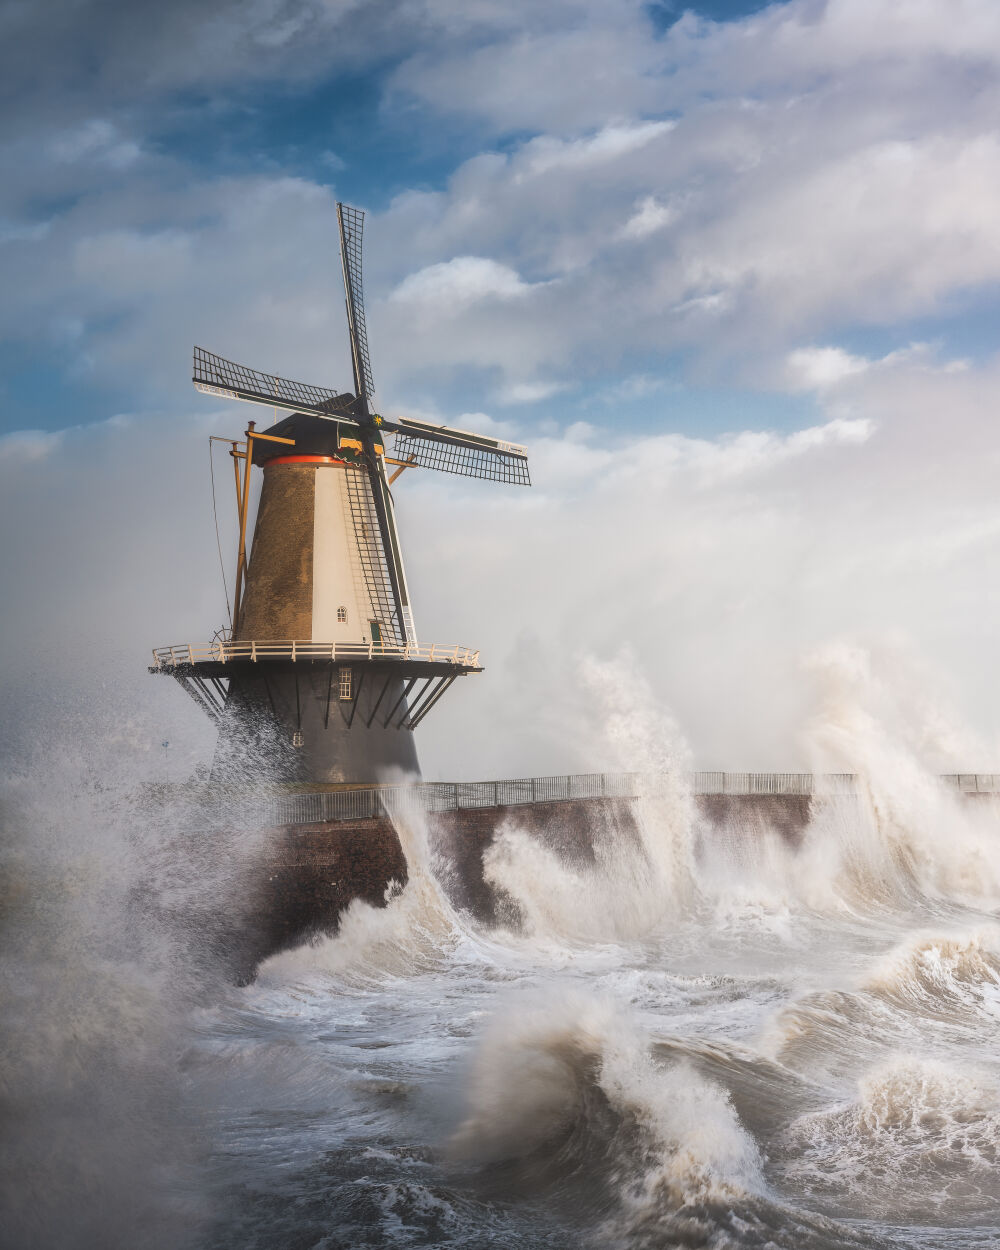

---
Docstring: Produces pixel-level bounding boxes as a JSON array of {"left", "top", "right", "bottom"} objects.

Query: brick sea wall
[{"left": 212, "top": 789, "right": 999, "bottom": 978}]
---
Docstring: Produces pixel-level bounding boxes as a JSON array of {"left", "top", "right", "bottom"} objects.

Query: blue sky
[
  {"left": 4, "top": 0, "right": 998, "bottom": 443},
  {"left": 4, "top": 0, "right": 1000, "bottom": 773}
]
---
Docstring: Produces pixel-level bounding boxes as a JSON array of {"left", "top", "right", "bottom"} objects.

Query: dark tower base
[
  {"left": 153, "top": 650, "right": 480, "bottom": 787},
  {"left": 212, "top": 662, "right": 420, "bottom": 785}
]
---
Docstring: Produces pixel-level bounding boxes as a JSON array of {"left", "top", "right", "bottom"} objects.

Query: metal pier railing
[{"left": 185, "top": 771, "right": 1000, "bottom": 831}]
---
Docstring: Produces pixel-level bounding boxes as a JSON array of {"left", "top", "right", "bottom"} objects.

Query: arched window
[{"left": 337, "top": 606, "right": 347, "bottom": 623}]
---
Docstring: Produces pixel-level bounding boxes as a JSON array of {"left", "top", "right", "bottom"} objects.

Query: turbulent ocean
[{"left": 6, "top": 715, "right": 1000, "bottom": 1249}]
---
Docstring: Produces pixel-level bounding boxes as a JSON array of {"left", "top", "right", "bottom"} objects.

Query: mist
[{"left": 3, "top": 341, "right": 999, "bottom": 782}]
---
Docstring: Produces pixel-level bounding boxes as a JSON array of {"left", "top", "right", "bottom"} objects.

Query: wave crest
[
  {"left": 775, "top": 1056, "right": 1000, "bottom": 1220},
  {"left": 864, "top": 926, "right": 1000, "bottom": 1023},
  {"left": 451, "top": 989, "right": 761, "bottom": 1240}
]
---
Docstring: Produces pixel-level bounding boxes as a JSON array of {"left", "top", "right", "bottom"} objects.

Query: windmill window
[
  {"left": 337, "top": 606, "right": 348, "bottom": 623},
  {"left": 338, "top": 666, "right": 352, "bottom": 701}
]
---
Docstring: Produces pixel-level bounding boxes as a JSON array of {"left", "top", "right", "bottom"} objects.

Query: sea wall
[
  {"left": 222, "top": 788, "right": 1000, "bottom": 976},
  {"left": 247, "top": 793, "right": 809, "bottom": 961}
]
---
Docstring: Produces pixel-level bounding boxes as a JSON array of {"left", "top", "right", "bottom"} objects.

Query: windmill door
[{"left": 370, "top": 620, "right": 383, "bottom": 651}]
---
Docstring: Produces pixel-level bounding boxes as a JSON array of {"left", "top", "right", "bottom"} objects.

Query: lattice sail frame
[
  {"left": 337, "top": 204, "right": 375, "bottom": 402},
  {"left": 344, "top": 464, "right": 409, "bottom": 646},
  {"left": 193, "top": 346, "right": 357, "bottom": 419},
  {"left": 392, "top": 431, "right": 531, "bottom": 485},
  {"left": 193, "top": 346, "right": 531, "bottom": 486}
]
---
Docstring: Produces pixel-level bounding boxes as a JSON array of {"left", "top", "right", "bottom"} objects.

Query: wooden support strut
[
  {"left": 365, "top": 671, "right": 395, "bottom": 729},
  {"left": 324, "top": 662, "right": 335, "bottom": 729},
  {"left": 261, "top": 670, "right": 279, "bottom": 720},
  {"left": 387, "top": 455, "right": 417, "bottom": 486},
  {"left": 406, "top": 674, "right": 457, "bottom": 729},
  {"left": 231, "top": 421, "right": 254, "bottom": 635},
  {"left": 345, "top": 667, "right": 367, "bottom": 728},
  {"left": 397, "top": 676, "right": 438, "bottom": 728},
  {"left": 384, "top": 676, "right": 418, "bottom": 729},
  {"left": 176, "top": 674, "right": 223, "bottom": 724},
  {"left": 190, "top": 675, "right": 225, "bottom": 715}
]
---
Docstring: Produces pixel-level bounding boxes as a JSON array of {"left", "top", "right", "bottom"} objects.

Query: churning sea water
[{"left": 6, "top": 699, "right": 1000, "bottom": 1249}]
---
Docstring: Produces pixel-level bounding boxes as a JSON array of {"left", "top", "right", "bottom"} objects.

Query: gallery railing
[{"left": 152, "top": 640, "right": 481, "bottom": 668}]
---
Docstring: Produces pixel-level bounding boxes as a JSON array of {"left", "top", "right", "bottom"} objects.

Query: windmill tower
[{"left": 152, "top": 204, "right": 531, "bottom": 786}]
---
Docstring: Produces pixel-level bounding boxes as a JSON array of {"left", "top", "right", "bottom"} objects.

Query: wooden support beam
[
  {"left": 232, "top": 420, "right": 255, "bottom": 635},
  {"left": 384, "top": 676, "right": 417, "bottom": 729},
  {"left": 345, "top": 667, "right": 367, "bottom": 728},
  {"left": 398, "top": 676, "right": 437, "bottom": 728},
  {"left": 261, "top": 670, "right": 279, "bottom": 720},
  {"left": 407, "top": 674, "right": 457, "bottom": 729},
  {"left": 324, "top": 662, "right": 335, "bottom": 729},
  {"left": 387, "top": 455, "right": 417, "bottom": 485},
  {"left": 175, "top": 674, "right": 223, "bottom": 724},
  {"left": 366, "top": 671, "right": 395, "bottom": 729}
]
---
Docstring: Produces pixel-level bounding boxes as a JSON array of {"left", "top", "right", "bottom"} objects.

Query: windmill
[{"left": 151, "top": 203, "right": 531, "bottom": 785}]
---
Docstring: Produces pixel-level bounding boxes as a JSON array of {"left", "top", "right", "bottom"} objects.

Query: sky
[{"left": 3, "top": 0, "right": 1000, "bottom": 779}]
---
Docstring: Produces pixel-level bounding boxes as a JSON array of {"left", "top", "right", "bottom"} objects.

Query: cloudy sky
[{"left": 3, "top": 0, "right": 1000, "bottom": 779}]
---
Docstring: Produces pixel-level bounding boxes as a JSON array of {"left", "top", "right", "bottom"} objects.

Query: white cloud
[
  {"left": 389, "top": 5, "right": 668, "bottom": 133},
  {"left": 370, "top": 0, "right": 1000, "bottom": 393},
  {"left": 8, "top": 0, "right": 1000, "bottom": 410},
  {"left": 498, "top": 380, "right": 569, "bottom": 404},
  {"left": 516, "top": 120, "right": 675, "bottom": 180},
  {"left": 612, "top": 374, "right": 670, "bottom": 401},
  {"left": 784, "top": 415, "right": 873, "bottom": 453},
  {"left": 390, "top": 256, "right": 537, "bottom": 309},
  {"left": 785, "top": 346, "right": 872, "bottom": 391},
  {"left": 620, "top": 415, "right": 874, "bottom": 488},
  {"left": 784, "top": 342, "right": 972, "bottom": 393},
  {"left": 49, "top": 120, "right": 142, "bottom": 170},
  {"left": 620, "top": 195, "right": 678, "bottom": 240},
  {"left": 0, "top": 429, "right": 64, "bottom": 463},
  {"left": 670, "top": 291, "right": 733, "bottom": 318}
]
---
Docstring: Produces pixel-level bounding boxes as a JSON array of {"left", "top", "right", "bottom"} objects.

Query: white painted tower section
[
  {"left": 310, "top": 461, "right": 417, "bottom": 648},
  {"left": 311, "top": 464, "right": 370, "bottom": 644}
]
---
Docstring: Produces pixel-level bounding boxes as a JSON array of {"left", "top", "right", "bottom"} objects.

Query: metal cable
[{"left": 208, "top": 437, "right": 233, "bottom": 630}]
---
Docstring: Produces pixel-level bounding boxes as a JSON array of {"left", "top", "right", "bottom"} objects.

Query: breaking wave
[
  {"left": 865, "top": 927, "right": 1000, "bottom": 1023},
  {"left": 450, "top": 989, "right": 764, "bottom": 1242},
  {"left": 481, "top": 774, "right": 697, "bottom": 946},
  {"left": 776, "top": 1056, "right": 1000, "bottom": 1221},
  {"left": 13, "top": 644, "right": 1000, "bottom": 1248},
  {"left": 258, "top": 800, "right": 473, "bottom": 984}
]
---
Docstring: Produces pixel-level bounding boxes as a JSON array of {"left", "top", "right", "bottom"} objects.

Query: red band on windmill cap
[{"left": 264, "top": 455, "right": 347, "bottom": 467}]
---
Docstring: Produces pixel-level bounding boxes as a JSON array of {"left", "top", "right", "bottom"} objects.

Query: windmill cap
[{"left": 251, "top": 412, "right": 355, "bottom": 466}]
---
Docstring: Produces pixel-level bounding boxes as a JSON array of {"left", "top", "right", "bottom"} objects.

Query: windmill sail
[
  {"left": 344, "top": 462, "right": 408, "bottom": 645},
  {"left": 389, "top": 423, "right": 530, "bottom": 485},
  {"left": 193, "top": 346, "right": 531, "bottom": 486},
  {"left": 336, "top": 204, "right": 375, "bottom": 403},
  {"left": 193, "top": 346, "right": 359, "bottom": 420},
  {"left": 335, "top": 203, "right": 416, "bottom": 645}
]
